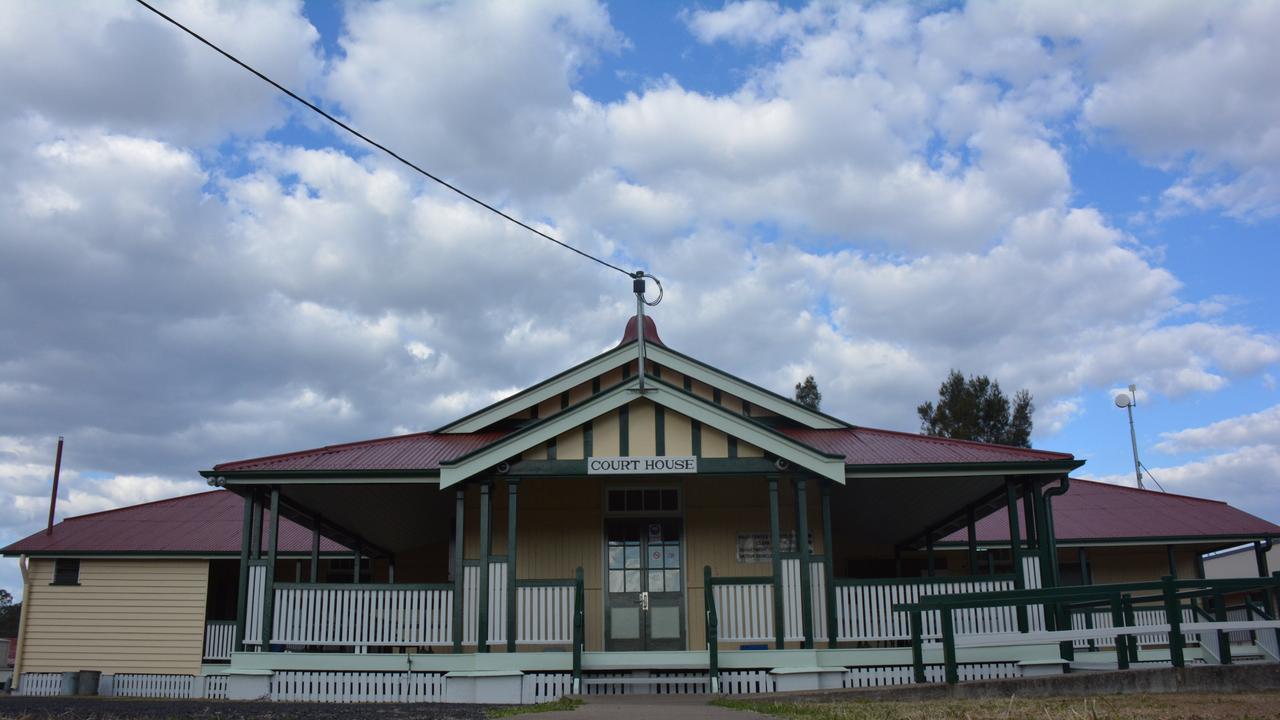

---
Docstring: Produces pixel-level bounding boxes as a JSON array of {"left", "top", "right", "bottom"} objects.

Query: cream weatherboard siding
[{"left": 18, "top": 558, "right": 209, "bottom": 675}]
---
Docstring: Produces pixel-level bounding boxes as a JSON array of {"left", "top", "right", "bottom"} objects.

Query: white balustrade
[
  {"left": 516, "top": 584, "right": 575, "bottom": 644},
  {"left": 833, "top": 576, "right": 1017, "bottom": 643},
  {"left": 203, "top": 621, "right": 235, "bottom": 660},
  {"left": 272, "top": 585, "right": 453, "bottom": 647}
]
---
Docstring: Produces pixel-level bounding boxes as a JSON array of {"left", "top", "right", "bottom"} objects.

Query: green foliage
[
  {"left": 917, "top": 370, "right": 1034, "bottom": 448},
  {"left": 0, "top": 588, "right": 19, "bottom": 637},
  {"left": 794, "top": 375, "right": 822, "bottom": 411}
]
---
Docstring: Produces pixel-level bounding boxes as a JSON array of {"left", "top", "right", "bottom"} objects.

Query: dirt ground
[
  {"left": 0, "top": 696, "right": 496, "bottom": 720},
  {"left": 717, "top": 691, "right": 1280, "bottom": 720}
]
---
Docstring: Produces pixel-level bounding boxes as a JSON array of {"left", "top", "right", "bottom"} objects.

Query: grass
[
  {"left": 487, "top": 696, "right": 582, "bottom": 717},
  {"left": 713, "top": 691, "right": 1280, "bottom": 720}
]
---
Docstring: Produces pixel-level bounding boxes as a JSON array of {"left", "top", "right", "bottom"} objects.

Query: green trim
[
  {"left": 438, "top": 342, "right": 635, "bottom": 433},
  {"left": 833, "top": 573, "right": 1016, "bottom": 587},
  {"left": 820, "top": 483, "right": 837, "bottom": 648},
  {"left": 1005, "top": 479, "right": 1028, "bottom": 632},
  {"left": 507, "top": 479, "right": 519, "bottom": 653},
  {"left": 516, "top": 578, "right": 576, "bottom": 588},
  {"left": 262, "top": 487, "right": 280, "bottom": 647},
  {"left": 234, "top": 491, "right": 252, "bottom": 653},
  {"left": 691, "top": 420, "right": 702, "bottom": 456},
  {"left": 655, "top": 406, "right": 665, "bottom": 456},
  {"left": 619, "top": 404, "right": 629, "bottom": 456},
  {"left": 207, "top": 470, "right": 439, "bottom": 483},
  {"left": 274, "top": 582, "right": 454, "bottom": 590},
  {"left": 452, "top": 488, "right": 465, "bottom": 651},
  {"left": 583, "top": 420, "right": 593, "bottom": 458},
  {"left": 708, "top": 575, "right": 774, "bottom": 586},
  {"left": 728, "top": 436, "right": 738, "bottom": 459},
  {"left": 2, "top": 550, "right": 351, "bottom": 558},
  {"left": 934, "top": 533, "right": 1280, "bottom": 548}
]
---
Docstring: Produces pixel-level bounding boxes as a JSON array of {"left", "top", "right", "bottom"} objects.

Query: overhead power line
[{"left": 132, "top": 0, "right": 634, "bottom": 279}]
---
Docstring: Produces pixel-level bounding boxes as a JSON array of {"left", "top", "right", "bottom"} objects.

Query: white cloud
[{"left": 1156, "top": 405, "right": 1280, "bottom": 454}]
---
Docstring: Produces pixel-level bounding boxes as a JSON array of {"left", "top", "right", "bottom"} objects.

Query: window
[
  {"left": 52, "top": 558, "right": 80, "bottom": 586},
  {"left": 606, "top": 488, "right": 679, "bottom": 514}
]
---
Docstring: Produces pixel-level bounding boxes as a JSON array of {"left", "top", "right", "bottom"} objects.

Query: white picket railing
[
  {"left": 271, "top": 671, "right": 446, "bottom": 703},
  {"left": 18, "top": 673, "right": 62, "bottom": 696},
  {"left": 713, "top": 581, "right": 774, "bottom": 642},
  {"left": 1069, "top": 607, "right": 1197, "bottom": 649},
  {"left": 204, "top": 621, "right": 235, "bottom": 660},
  {"left": 833, "top": 576, "right": 1018, "bottom": 642},
  {"left": 243, "top": 564, "right": 266, "bottom": 647},
  {"left": 461, "top": 561, "right": 509, "bottom": 646},
  {"left": 516, "top": 584, "right": 575, "bottom": 644},
  {"left": 114, "top": 674, "right": 193, "bottom": 699},
  {"left": 272, "top": 584, "right": 453, "bottom": 647}
]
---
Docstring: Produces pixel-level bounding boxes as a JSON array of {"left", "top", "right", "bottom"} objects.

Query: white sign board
[
  {"left": 736, "top": 532, "right": 814, "bottom": 563},
  {"left": 587, "top": 456, "right": 697, "bottom": 474}
]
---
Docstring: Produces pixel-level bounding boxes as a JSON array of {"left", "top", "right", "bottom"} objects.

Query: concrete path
[{"left": 528, "top": 694, "right": 760, "bottom": 719}]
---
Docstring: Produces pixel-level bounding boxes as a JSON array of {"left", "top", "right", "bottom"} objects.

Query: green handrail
[{"left": 898, "top": 573, "right": 1280, "bottom": 684}]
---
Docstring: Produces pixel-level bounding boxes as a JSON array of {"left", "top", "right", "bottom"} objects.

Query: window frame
[{"left": 50, "top": 558, "right": 81, "bottom": 586}]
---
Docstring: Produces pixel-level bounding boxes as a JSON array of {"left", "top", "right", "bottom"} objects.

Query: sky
[{"left": 2, "top": 0, "right": 1279, "bottom": 594}]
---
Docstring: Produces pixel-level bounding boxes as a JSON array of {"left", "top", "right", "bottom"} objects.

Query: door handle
[{"left": 640, "top": 591, "right": 650, "bottom": 611}]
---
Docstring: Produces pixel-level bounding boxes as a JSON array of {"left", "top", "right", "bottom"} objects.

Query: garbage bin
[
  {"left": 75, "top": 670, "right": 101, "bottom": 696},
  {"left": 58, "top": 672, "right": 77, "bottom": 696}
]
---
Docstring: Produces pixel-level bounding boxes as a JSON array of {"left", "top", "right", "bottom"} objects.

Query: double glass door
[{"left": 604, "top": 518, "right": 684, "bottom": 651}]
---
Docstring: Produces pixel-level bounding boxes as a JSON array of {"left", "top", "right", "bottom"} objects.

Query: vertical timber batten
[
  {"left": 821, "top": 481, "right": 837, "bottom": 648},
  {"left": 966, "top": 506, "right": 978, "bottom": 573},
  {"left": 794, "top": 476, "right": 814, "bottom": 648},
  {"left": 234, "top": 491, "right": 253, "bottom": 652},
  {"left": 477, "top": 480, "right": 492, "bottom": 652},
  {"left": 506, "top": 478, "right": 520, "bottom": 653},
  {"left": 262, "top": 486, "right": 280, "bottom": 649},
  {"left": 768, "top": 475, "right": 784, "bottom": 649},
  {"left": 453, "top": 488, "right": 465, "bottom": 651}
]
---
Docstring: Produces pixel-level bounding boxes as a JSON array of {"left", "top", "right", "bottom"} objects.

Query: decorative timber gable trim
[
  {"left": 438, "top": 375, "right": 848, "bottom": 488},
  {"left": 437, "top": 339, "right": 847, "bottom": 435}
]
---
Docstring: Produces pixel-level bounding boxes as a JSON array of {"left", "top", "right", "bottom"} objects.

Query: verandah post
[
  {"left": 452, "top": 487, "right": 465, "bottom": 652},
  {"left": 926, "top": 533, "right": 936, "bottom": 577},
  {"left": 572, "top": 566, "right": 584, "bottom": 692},
  {"left": 261, "top": 486, "right": 280, "bottom": 650},
  {"left": 1162, "top": 575, "right": 1185, "bottom": 668},
  {"left": 966, "top": 506, "right": 978, "bottom": 574},
  {"left": 821, "top": 482, "right": 837, "bottom": 648},
  {"left": 794, "top": 476, "right": 814, "bottom": 648},
  {"left": 1109, "top": 594, "right": 1129, "bottom": 670},
  {"left": 309, "top": 518, "right": 320, "bottom": 583},
  {"left": 506, "top": 478, "right": 520, "bottom": 653},
  {"left": 941, "top": 607, "right": 958, "bottom": 685},
  {"left": 233, "top": 490, "right": 253, "bottom": 652},
  {"left": 1256, "top": 541, "right": 1271, "bottom": 578},
  {"left": 768, "top": 475, "right": 785, "bottom": 649},
  {"left": 704, "top": 566, "right": 719, "bottom": 691},
  {"left": 1004, "top": 478, "right": 1028, "bottom": 632},
  {"left": 477, "top": 480, "right": 492, "bottom": 653},
  {"left": 909, "top": 608, "right": 925, "bottom": 683}
]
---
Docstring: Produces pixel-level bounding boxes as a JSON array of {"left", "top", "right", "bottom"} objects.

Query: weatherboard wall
[{"left": 19, "top": 558, "right": 208, "bottom": 675}]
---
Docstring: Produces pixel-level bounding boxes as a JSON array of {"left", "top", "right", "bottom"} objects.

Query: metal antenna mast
[
  {"left": 631, "top": 272, "right": 663, "bottom": 393},
  {"left": 1114, "top": 384, "right": 1144, "bottom": 490}
]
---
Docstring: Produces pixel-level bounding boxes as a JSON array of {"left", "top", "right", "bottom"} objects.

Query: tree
[
  {"left": 0, "top": 588, "right": 19, "bottom": 637},
  {"left": 917, "top": 370, "right": 1034, "bottom": 447},
  {"left": 794, "top": 375, "right": 821, "bottom": 410}
]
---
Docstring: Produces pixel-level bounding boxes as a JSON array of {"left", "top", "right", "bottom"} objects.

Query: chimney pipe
[{"left": 46, "top": 436, "right": 64, "bottom": 536}]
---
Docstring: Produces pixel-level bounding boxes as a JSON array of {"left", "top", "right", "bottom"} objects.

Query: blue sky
[{"left": 1, "top": 1, "right": 1279, "bottom": 594}]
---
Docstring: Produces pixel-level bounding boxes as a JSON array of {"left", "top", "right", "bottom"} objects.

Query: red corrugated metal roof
[
  {"left": 781, "top": 426, "right": 1075, "bottom": 465},
  {"left": 1, "top": 490, "right": 348, "bottom": 555},
  {"left": 942, "top": 479, "right": 1280, "bottom": 543},
  {"left": 213, "top": 431, "right": 506, "bottom": 472}
]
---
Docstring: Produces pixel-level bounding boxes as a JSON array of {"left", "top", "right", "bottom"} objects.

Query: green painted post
[
  {"left": 249, "top": 490, "right": 262, "bottom": 559},
  {"left": 452, "top": 488, "right": 465, "bottom": 652},
  {"left": 477, "top": 481, "right": 492, "bottom": 653},
  {"left": 926, "top": 534, "right": 936, "bottom": 578},
  {"left": 941, "top": 608, "right": 958, "bottom": 685},
  {"left": 507, "top": 479, "right": 520, "bottom": 653},
  {"left": 1167, "top": 545, "right": 1178, "bottom": 578},
  {"left": 1110, "top": 595, "right": 1129, "bottom": 670},
  {"left": 1213, "top": 591, "right": 1232, "bottom": 665},
  {"left": 966, "top": 506, "right": 978, "bottom": 575},
  {"left": 821, "top": 483, "right": 837, "bottom": 648},
  {"left": 233, "top": 491, "right": 253, "bottom": 653},
  {"left": 1162, "top": 576, "right": 1185, "bottom": 668},
  {"left": 1270, "top": 572, "right": 1280, "bottom": 655},
  {"left": 1123, "top": 595, "right": 1139, "bottom": 664},
  {"left": 910, "top": 608, "right": 925, "bottom": 683},
  {"left": 1004, "top": 479, "right": 1028, "bottom": 632},
  {"left": 704, "top": 566, "right": 719, "bottom": 691},
  {"left": 309, "top": 520, "right": 320, "bottom": 583},
  {"left": 1257, "top": 542, "right": 1271, "bottom": 578},
  {"left": 353, "top": 547, "right": 361, "bottom": 584},
  {"left": 572, "top": 566, "right": 584, "bottom": 691},
  {"left": 262, "top": 486, "right": 280, "bottom": 650},
  {"left": 794, "top": 477, "right": 814, "bottom": 649},
  {"left": 768, "top": 475, "right": 785, "bottom": 649}
]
